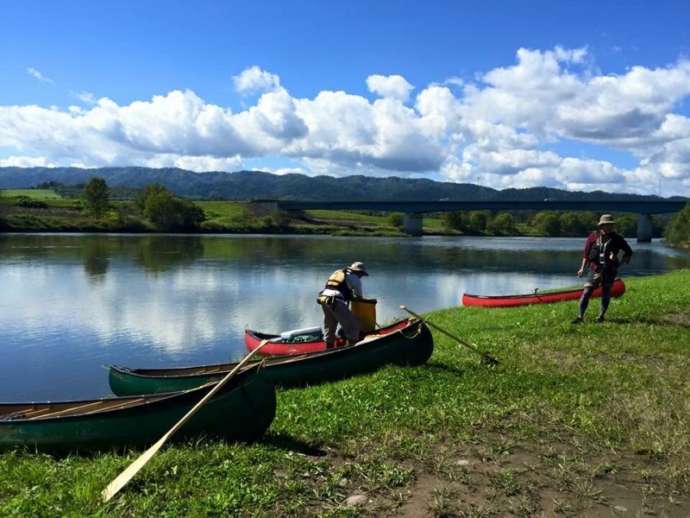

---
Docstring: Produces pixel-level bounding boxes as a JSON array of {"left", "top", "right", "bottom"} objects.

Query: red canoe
[
  {"left": 462, "top": 278, "right": 625, "bottom": 308},
  {"left": 244, "top": 320, "right": 413, "bottom": 356}
]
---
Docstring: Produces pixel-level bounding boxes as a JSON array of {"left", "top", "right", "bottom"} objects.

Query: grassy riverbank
[
  {"left": 2, "top": 271, "right": 690, "bottom": 516},
  {"left": 0, "top": 190, "right": 449, "bottom": 236}
]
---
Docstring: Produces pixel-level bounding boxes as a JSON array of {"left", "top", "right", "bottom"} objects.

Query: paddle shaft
[
  {"left": 102, "top": 339, "right": 270, "bottom": 503},
  {"left": 400, "top": 306, "right": 498, "bottom": 364}
]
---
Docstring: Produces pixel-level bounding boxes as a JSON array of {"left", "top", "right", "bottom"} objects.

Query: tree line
[
  {"left": 665, "top": 203, "right": 690, "bottom": 247},
  {"left": 440, "top": 209, "right": 664, "bottom": 238},
  {"left": 83, "top": 177, "right": 205, "bottom": 231}
]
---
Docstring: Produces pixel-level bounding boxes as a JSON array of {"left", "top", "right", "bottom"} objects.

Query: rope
[{"left": 400, "top": 319, "right": 423, "bottom": 340}]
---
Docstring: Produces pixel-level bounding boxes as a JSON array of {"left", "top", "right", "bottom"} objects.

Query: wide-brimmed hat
[
  {"left": 598, "top": 214, "right": 615, "bottom": 226},
  {"left": 349, "top": 261, "right": 368, "bottom": 276}
]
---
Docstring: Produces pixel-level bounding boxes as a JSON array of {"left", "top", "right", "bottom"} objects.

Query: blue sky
[{"left": 2, "top": 0, "right": 690, "bottom": 194}]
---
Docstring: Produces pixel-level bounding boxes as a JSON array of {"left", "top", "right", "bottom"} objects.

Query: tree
[
  {"left": 615, "top": 214, "right": 637, "bottom": 238},
  {"left": 532, "top": 211, "right": 561, "bottom": 236},
  {"left": 83, "top": 177, "right": 109, "bottom": 217},
  {"left": 0, "top": 190, "right": 6, "bottom": 230},
  {"left": 558, "top": 212, "right": 586, "bottom": 236},
  {"left": 442, "top": 211, "right": 465, "bottom": 231},
  {"left": 468, "top": 211, "right": 488, "bottom": 233},
  {"left": 665, "top": 202, "right": 690, "bottom": 247},
  {"left": 144, "top": 190, "right": 206, "bottom": 230},
  {"left": 487, "top": 212, "right": 516, "bottom": 235},
  {"left": 387, "top": 213, "right": 404, "bottom": 228},
  {"left": 136, "top": 183, "right": 167, "bottom": 212}
]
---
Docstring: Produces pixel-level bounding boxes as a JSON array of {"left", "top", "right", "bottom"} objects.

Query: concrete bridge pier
[
  {"left": 637, "top": 213, "right": 652, "bottom": 243},
  {"left": 403, "top": 213, "right": 423, "bottom": 236}
]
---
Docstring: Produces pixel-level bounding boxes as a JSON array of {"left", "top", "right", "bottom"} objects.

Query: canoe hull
[
  {"left": 462, "top": 278, "right": 625, "bottom": 308},
  {"left": 1, "top": 369, "right": 276, "bottom": 452},
  {"left": 109, "top": 319, "right": 434, "bottom": 396}
]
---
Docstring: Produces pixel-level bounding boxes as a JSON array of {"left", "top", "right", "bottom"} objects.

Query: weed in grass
[{"left": 429, "top": 487, "right": 460, "bottom": 517}]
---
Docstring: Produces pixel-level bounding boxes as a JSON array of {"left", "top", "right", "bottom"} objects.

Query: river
[{"left": 1, "top": 233, "right": 688, "bottom": 400}]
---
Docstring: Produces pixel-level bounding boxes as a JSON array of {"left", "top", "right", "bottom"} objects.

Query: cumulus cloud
[
  {"left": 145, "top": 154, "right": 243, "bottom": 172},
  {"left": 233, "top": 66, "right": 281, "bottom": 94},
  {"left": 27, "top": 67, "right": 53, "bottom": 83},
  {"left": 4, "top": 51, "right": 690, "bottom": 195},
  {"left": 0, "top": 155, "right": 55, "bottom": 167},
  {"left": 366, "top": 74, "right": 414, "bottom": 102}
]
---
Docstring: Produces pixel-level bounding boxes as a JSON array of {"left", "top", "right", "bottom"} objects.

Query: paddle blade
[{"left": 102, "top": 435, "right": 166, "bottom": 502}]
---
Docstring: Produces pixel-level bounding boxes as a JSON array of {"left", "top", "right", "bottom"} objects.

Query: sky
[{"left": 1, "top": 0, "right": 690, "bottom": 195}]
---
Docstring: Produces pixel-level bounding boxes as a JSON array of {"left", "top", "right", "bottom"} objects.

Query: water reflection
[
  {"left": 0, "top": 234, "right": 688, "bottom": 400},
  {"left": 82, "top": 236, "right": 110, "bottom": 280},
  {"left": 133, "top": 236, "right": 205, "bottom": 274}
]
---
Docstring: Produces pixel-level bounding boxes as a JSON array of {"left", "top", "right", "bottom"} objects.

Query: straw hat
[
  {"left": 598, "top": 214, "right": 615, "bottom": 226},
  {"left": 349, "top": 261, "right": 369, "bottom": 276}
]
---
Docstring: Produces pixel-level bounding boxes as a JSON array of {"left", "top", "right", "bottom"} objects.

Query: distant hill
[{"left": 0, "top": 166, "right": 684, "bottom": 203}]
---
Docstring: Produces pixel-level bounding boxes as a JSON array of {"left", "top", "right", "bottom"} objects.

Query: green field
[
  {"left": 1, "top": 270, "right": 689, "bottom": 516},
  {"left": 0, "top": 189, "right": 62, "bottom": 199},
  {"left": 307, "top": 209, "right": 447, "bottom": 233}
]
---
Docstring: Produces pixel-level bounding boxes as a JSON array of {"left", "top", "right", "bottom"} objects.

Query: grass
[
  {"left": 0, "top": 189, "right": 63, "bottom": 200},
  {"left": 1, "top": 197, "right": 450, "bottom": 236},
  {"left": 196, "top": 201, "right": 249, "bottom": 225},
  {"left": 1, "top": 270, "right": 689, "bottom": 516},
  {"left": 306, "top": 210, "right": 448, "bottom": 235}
]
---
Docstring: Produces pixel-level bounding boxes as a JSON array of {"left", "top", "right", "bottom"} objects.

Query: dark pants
[{"left": 578, "top": 269, "right": 616, "bottom": 319}]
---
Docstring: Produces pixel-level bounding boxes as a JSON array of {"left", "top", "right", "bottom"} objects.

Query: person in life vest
[
  {"left": 317, "top": 262, "right": 368, "bottom": 348},
  {"left": 573, "top": 214, "right": 633, "bottom": 323}
]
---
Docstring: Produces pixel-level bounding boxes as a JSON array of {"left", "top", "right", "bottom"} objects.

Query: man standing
[
  {"left": 573, "top": 214, "right": 633, "bottom": 323},
  {"left": 318, "top": 262, "right": 368, "bottom": 348}
]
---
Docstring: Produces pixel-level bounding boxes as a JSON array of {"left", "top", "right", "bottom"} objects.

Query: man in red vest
[{"left": 573, "top": 214, "right": 633, "bottom": 324}]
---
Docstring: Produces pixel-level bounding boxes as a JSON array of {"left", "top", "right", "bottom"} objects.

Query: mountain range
[{"left": 0, "top": 166, "right": 685, "bottom": 202}]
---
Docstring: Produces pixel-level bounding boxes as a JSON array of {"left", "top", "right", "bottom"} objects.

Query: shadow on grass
[
  {"left": 424, "top": 362, "right": 465, "bottom": 377},
  {"left": 605, "top": 316, "right": 690, "bottom": 329},
  {"left": 261, "top": 432, "right": 327, "bottom": 457}
]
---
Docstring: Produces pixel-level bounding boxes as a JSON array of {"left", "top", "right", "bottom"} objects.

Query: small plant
[{"left": 428, "top": 487, "right": 459, "bottom": 517}]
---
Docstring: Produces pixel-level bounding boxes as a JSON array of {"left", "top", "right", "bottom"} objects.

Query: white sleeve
[{"left": 347, "top": 273, "right": 363, "bottom": 298}]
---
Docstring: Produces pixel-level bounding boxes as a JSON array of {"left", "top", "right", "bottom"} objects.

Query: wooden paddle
[
  {"left": 400, "top": 306, "right": 499, "bottom": 366},
  {"left": 102, "top": 339, "right": 270, "bottom": 503}
]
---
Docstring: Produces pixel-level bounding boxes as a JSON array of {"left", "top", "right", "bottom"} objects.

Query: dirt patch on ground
[
  {"left": 662, "top": 311, "right": 690, "bottom": 328},
  {"left": 367, "top": 439, "right": 689, "bottom": 517}
]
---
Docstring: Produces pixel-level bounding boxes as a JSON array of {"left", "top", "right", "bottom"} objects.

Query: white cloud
[
  {"left": 75, "top": 91, "right": 97, "bottom": 104},
  {"left": 444, "top": 76, "right": 464, "bottom": 88},
  {"left": 3, "top": 49, "right": 690, "bottom": 195},
  {"left": 0, "top": 155, "right": 55, "bottom": 167},
  {"left": 366, "top": 74, "right": 414, "bottom": 102},
  {"left": 145, "top": 154, "right": 243, "bottom": 172},
  {"left": 27, "top": 67, "right": 53, "bottom": 83},
  {"left": 265, "top": 166, "right": 308, "bottom": 175},
  {"left": 233, "top": 66, "right": 281, "bottom": 94}
]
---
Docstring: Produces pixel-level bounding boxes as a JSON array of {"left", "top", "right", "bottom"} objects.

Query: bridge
[{"left": 250, "top": 199, "right": 688, "bottom": 241}]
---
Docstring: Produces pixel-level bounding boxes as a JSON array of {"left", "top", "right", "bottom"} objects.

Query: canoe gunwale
[
  {"left": 244, "top": 319, "right": 415, "bottom": 356},
  {"left": 108, "top": 318, "right": 429, "bottom": 393},
  {"left": 463, "top": 278, "right": 625, "bottom": 307},
  {"left": 1, "top": 366, "right": 260, "bottom": 423},
  {"left": 113, "top": 318, "right": 422, "bottom": 380}
]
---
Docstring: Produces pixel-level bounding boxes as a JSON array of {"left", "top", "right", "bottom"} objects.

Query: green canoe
[
  {"left": 0, "top": 364, "right": 275, "bottom": 452},
  {"left": 109, "top": 318, "right": 433, "bottom": 396}
]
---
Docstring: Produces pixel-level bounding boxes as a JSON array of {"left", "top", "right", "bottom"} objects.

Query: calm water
[{"left": 1, "top": 233, "right": 689, "bottom": 401}]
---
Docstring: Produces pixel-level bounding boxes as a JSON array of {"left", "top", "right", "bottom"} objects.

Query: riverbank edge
[{"left": 1, "top": 269, "right": 689, "bottom": 516}]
